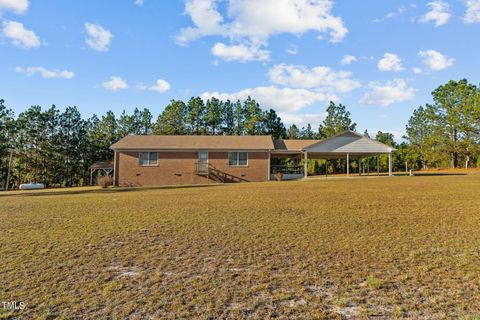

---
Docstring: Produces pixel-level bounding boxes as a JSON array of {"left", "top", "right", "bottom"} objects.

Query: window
[
  {"left": 139, "top": 152, "right": 158, "bottom": 166},
  {"left": 228, "top": 152, "right": 248, "bottom": 166},
  {"left": 198, "top": 151, "right": 208, "bottom": 162},
  {"left": 239, "top": 152, "right": 247, "bottom": 166}
]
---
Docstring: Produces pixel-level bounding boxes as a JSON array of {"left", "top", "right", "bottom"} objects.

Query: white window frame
[
  {"left": 228, "top": 151, "right": 248, "bottom": 167},
  {"left": 138, "top": 151, "right": 158, "bottom": 166}
]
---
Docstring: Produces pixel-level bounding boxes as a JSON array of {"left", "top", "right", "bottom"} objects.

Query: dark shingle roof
[
  {"left": 111, "top": 135, "right": 275, "bottom": 150},
  {"left": 273, "top": 139, "right": 319, "bottom": 151}
]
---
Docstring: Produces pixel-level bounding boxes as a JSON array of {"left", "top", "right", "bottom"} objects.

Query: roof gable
[{"left": 304, "top": 131, "right": 393, "bottom": 154}]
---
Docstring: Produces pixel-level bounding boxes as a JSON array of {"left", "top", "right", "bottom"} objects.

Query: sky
[{"left": 1, "top": 0, "right": 479, "bottom": 140}]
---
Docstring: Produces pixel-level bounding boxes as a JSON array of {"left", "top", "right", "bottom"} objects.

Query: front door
[{"left": 198, "top": 151, "right": 209, "bottom": 173}]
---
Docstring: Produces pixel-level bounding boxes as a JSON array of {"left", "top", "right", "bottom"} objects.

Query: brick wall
[{"left": 117, "top": 151, "right": 270, "bottom": 186}]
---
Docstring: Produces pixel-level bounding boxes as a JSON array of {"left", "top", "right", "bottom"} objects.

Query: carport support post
[
  {"left": 388, "top": 153, "right": 392, "bottom": 176},
  {"left": 377, "top": 156, "right": 380, "bottom": 176},
  {"left": 268, "top": 151, "right": 271, "bottom": 181},
  {"left": 346, "top": 153, "right": 350, "bottom": 177},
  {"left": 325, "top": 160, "right": 328, "bottom": 178},
  {"left": 359, "top": 158, "right": 362, "bottom": 176},
  {"left": 304, "top": 152, "right": 308, "bottom": 178}
]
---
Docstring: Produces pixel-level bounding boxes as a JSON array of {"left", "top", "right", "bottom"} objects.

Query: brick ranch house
[{"left": 110, "top": 131, "right": 395, "bottom": 187}]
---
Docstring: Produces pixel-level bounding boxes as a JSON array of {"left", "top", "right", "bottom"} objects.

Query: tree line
[
  {"left": 0, "top": 96, "right": 304, "bottom": 188},
  {"left": 405, "top": 79, "right": 480, "bottom": 169},
  {"left": 1, "top": 78, "right": 479, "bottom": 188}
]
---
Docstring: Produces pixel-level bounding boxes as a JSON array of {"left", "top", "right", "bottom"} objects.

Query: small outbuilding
[{"left": 89, "top": 161, "right": 114, "bottom": 185}]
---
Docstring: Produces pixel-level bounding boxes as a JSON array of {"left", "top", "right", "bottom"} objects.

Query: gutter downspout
[
  {"left": 113, "top": 150, "right": 118, "bottom": 186},
  {"left": 304, "top": 151, "right": 308, "bottom": 179},
  {"left": 268, "top": 150, "right": 271, "bottom": 181},
  {"left": 388, "top": 152, "right": 392, "bottom": 177},
  {"left": 346, "top": 153, "right": 350, "bottom": 177}
]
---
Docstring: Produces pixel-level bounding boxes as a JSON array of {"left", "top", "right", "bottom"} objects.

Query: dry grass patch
[{"left": 1, "top": 173, "right": 480, "bottom": 318}]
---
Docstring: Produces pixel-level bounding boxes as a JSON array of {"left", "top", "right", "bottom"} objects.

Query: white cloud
[
  {"left": 176, "top": 0, "right": 225, "bottom": 44},
  {"left": 372, "top": 6, "right": 406, "bottom": 22},
  {"left": 201, "top": 86, "right": 336, "bottom": 113},
  {"left": 15, "top": 66, "right": 74, "bottom": 79},
  {"left": 418, "top": 49, "right": 454, "bottom": 70},
  {"left": 102, "top": 76, "right": 128, "bottom": 91},
  {"left": 340, "top": 54, "right": 357, "bottom": 65},
  {"left": 464, "top": 0, "right": 480, "bottom": 23},
  {"left": 134, "top": 0, "right": 143, "bottom": 6},
  {"left": 278, "top": 112, "right": 326, "bottom": 127},
  {"left": 177, "top": 0, "right": 348, "bottom": 44},
  {"left": 84, "top": 22, "right": 113, "bottom": 52},
  {"left": 268, "top": 64, "right": 361, "bottom": 93},
  {"left": 137, "top": 79, "right": 171, "bottom": 93},
  {"left": 420, "top": 1, "right": 451, "bottom": 27},
  {"left": 225, "top": 0, "right": 348, "bottom": 43},
  {"left": 177, "top": 0, "right": 347, "bottom": 60},
  {"left": 211, "top": 42, "right": 269, "bottom": 62},
  {"left": 413, "top": 67, "right": 423, "bottom": 74},
  {"left": 2, "top": 20, "right": 40, "bottom": 48},
  {"left": 148, "top": 79, "right": 171, "bottom": 93},
  {"left": 377, "top": 53, "right": 404, "bottom": 72},
  {"left": 360, "top": 79, "right": 415, "bottom": 107},
  {"left": 136, "top": 82, "right": 147, "bottom": 91},
  {"left": 0, "top": 0, "right": 28, "bottom": 14},
  {"left": 285, "top": 44, "right": 298, "bottom": 55}
]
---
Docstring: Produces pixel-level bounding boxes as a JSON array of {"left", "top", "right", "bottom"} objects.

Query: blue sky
[{"left": 1, "top": 0, "right": 479, "bottom": 139}]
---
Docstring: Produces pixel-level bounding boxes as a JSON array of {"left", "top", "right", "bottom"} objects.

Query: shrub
[{"left": 98, "top": 176, "right": 113, "bottom": 188}]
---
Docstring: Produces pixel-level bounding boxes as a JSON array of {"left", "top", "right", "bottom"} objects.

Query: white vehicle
[{"left": 19, "top": 183, "right": 45, "bottom": 190}]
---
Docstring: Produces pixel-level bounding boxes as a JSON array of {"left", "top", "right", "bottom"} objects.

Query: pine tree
[
  {"left": 139, "top": 108, "right": 153, "bottom": 135},
  {"left": 318, "top": 101, "right": 356, "bottom": 138},
  {"left": 405, "top": 105, "right": 437, "bottom": 169},
  {"left": 431, "top": 79, "right": 479, "bottom": 167},
  {"left": 186, "top": 97, "right": 206, "bottom": 135},
  {"left": 118, "top": 110, "right": 134, "bottom": 137},
  {"left": 153, "top": 100, "right": 187, "bottom": 135},
  {"left": 287, "top": 124, "right": 300, "bottom": 139},
  {"left": 223, "top": 100, "right": 235, "bottom": 135},
  {"left": 0, "top": 99, "right": 16, "bottom": 189},
  {"left": 300, "top": 124, "right": 315, "bottom": 139},
  {"left": 234, "top": 99, "right": 244, "bottom": 135},
  {"left": 205, "top": 97, "right": 223, "bottom": 135},
  {"left": 58, "top": 106, "right": 87, "bottom": 186},
  {"left": 99, "top": 111, "right": 119, "bottom": 160},
  {"left": 243, "top": 96, "right": 264, "bottom": 135},
  {"left": 375, "top": 131, "right": 396, "bottom": 147},
  {"left": 263, "top": 109, "right": 286, "bottom": 139}
]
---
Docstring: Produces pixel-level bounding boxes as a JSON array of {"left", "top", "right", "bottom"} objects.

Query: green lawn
[{"left": 1, "top": 174, "right": 480, "bottom": 319}]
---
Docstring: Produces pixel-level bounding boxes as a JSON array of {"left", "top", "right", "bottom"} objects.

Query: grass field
[{"left": 1, "top": 172, "right": 480, "bottom": 319}]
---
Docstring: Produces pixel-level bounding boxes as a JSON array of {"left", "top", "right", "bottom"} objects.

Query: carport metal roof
[{"left": 303, "top": 131, "right": 394, "bottom": 158}]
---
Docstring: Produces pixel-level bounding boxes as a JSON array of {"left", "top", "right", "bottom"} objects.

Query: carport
[
  {"left": 302, "top": 131, "right": 395, "bottom": 178},
  {"left": 270, "top": 131, "right": 395, "bottom": 179}
]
